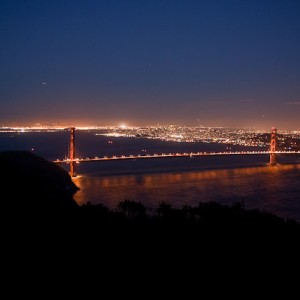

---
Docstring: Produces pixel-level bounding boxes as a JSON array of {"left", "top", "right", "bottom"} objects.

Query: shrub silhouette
[
  {"left": 117, "top": 199, "right": 147, "bottom": 219},
  {"left": 157, "top": 201, "right": 172, "bottom": 217}
]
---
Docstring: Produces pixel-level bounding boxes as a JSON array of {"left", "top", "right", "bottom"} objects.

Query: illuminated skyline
[{"left": 1, "top": 0, "right": 300, "bottom": 129}]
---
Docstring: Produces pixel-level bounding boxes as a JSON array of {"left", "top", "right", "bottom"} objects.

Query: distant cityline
[
  {"left": 0, "top": 124, "right": 300, "bottom": 134},
  {"left": 1, "top": 124, "right": 300, "bottom": 151}
]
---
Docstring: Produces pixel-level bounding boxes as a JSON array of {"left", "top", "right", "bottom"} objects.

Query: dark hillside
[{"left": 0, "top": 151, "right": 78, "bottom": 213}]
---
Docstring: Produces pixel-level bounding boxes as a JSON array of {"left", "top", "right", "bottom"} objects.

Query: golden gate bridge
[{"left": 54, "top": 127, "right": 300, "bottom": 177}]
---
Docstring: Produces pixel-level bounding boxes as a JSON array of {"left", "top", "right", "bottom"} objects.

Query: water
[{"left": 1, "top": 131, "right": 300, "bottom": 221}]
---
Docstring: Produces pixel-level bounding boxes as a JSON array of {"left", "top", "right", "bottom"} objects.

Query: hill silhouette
[{"left": 0, "top": 151, "right": 78, "bottom": 214}]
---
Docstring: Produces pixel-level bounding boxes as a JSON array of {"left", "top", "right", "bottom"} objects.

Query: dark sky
[{"left": 1, "top": 0, "right": 300, "bottom": 129}]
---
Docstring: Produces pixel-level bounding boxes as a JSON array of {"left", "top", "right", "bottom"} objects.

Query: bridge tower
[
  {"left": 269, "top": 127, "right": 277, "bottom": 165},
  {"left": 69, "top": 127, "right": 76, "bottom": 177}
]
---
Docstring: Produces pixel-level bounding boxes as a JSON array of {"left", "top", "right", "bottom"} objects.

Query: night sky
[{"left": 1, "top": 0, "right": 300, "bottom": 129}]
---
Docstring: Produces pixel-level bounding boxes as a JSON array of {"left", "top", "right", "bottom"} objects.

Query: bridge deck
[{"left": 54, "top": 150, "right": 300, "bottom": 164}]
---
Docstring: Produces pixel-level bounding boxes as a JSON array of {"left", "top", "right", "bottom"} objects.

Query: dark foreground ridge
[
  {"left": 0, "top": 150, "right": 78, "bottom": 211},
  {"left": 1, "top": 151, "right": 300, "bottom": 249}
]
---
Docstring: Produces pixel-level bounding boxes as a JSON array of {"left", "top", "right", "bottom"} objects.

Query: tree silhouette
[
  {"left": 117, "top": 199, "right": 147, "bottom": 219},
  {"left": 157, "top": 201, "right": 172, "bottom": 218}
]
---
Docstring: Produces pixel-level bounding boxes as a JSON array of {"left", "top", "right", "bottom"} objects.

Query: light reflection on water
[{"left": 73, "top": 163, "right": 300, "bottom": 222}]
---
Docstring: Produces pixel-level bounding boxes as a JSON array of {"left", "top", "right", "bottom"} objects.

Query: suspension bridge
[{"left": 54, "top": 127, "right": 300, "bottom": 177}]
